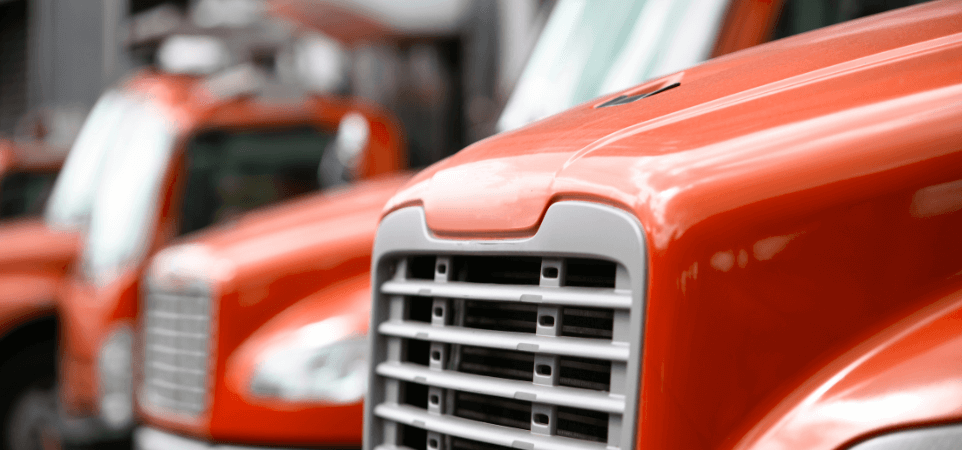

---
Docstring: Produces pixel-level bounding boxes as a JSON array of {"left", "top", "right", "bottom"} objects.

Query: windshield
[
  {"left": 497, "top": 0, "right": 729, "bottom": 132},
  {"left": 82, "top": 101, "right": 177, "bottom": 286},
  {"left": 44, "top": 91, "right": 137, "bottom": 230},
  {"left": 178, "top": 126, "right": 336, "bottom": 235}
]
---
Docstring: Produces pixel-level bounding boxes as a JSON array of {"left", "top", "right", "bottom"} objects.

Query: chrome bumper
[{"left": 135, "top": 427, "right": 319, "bottom": 450}]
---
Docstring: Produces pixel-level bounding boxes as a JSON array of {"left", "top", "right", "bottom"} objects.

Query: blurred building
[
  {"left": 0, "top": 0, "right": 552, "bottom": 166},
  {"left": 0, "top": 0, "right": 192, "bottom": 133}
]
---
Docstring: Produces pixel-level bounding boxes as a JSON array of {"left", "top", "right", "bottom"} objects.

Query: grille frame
[
  {"left": 140, "top": 279, "right": 216, "bottom": 419},
  {"left": 364, "top": 202, "right": 648, "bottom": 450}
]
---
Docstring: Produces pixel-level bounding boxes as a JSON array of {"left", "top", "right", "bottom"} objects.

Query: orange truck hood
[
  {"left": 376, "top": 3, "right": 962, "bottom": 450},
  {"left": 182, "top": 173, "right": 412, "bottom": 347},
  {"left": 0, "top": 218, "right": 79, "bottom": 272},
  {"left": 386, "top": 1, "right": 962, "bottom": 241}
]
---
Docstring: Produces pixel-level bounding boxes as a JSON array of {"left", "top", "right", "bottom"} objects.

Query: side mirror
[{"left": 319, "top": 112, "right": 370, "bottom": 188}]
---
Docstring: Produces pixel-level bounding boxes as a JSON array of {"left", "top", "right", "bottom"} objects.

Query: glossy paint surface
[
  {"left": 58, "top": 69, "right": 406, "bottom": 417},
  {"left": 0, "top": 141, "right": 70, "bottom": 336},
  {"left": 139, "top": 175, "right": 408, "bottom": 446},
  {"left": 735, "top": 285, "right": 962, "bottom": 450},
  {"left": 381, "top": 3, "right": 962, "bottom": 449},
  {"left": 0, "top": 218, "right": 77, "bottom": 336},
  {"left": 711, "top": 0, "right": 785, "bottom": 58}
]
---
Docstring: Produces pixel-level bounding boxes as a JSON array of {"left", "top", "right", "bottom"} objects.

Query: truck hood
[
  {"left": 143, "top": 174, "right": 410, "bottom": 441},
  {"left": 0, "top": 218, "right": 80, "bottom": 272},
  {"left": 187, "top": 173, "right": 411, "bottom": 275},
  {"left": 385, "top": 1, "right": 962, "bottom": 244}
]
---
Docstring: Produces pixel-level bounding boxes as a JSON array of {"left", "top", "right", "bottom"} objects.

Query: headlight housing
[
  {"left": 249, "top": 317, "right": 368, "bottom": 404},
  {"left": 98, "top": 326, "right": 133, "bottom": 429}
]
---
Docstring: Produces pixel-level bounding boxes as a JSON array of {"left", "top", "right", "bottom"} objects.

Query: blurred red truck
[
  {"left": 0, "top": 63, "right": 404, "bottom": 449},
  {"left": 134, "top": 174, "right": 409, "bottom": 449},
  {"left": 55, "top": 66, "right": 405, "bottom": 444},
  {"left": 363, "top": 2, "right": 962, "bottom": 450}
]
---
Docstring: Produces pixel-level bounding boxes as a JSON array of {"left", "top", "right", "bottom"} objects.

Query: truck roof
[
  {"left": 382, "top": 0, "right": 962, "bottom": 242},
  {"left": 120, "top": 68, "right": 397, "bottom": 135}
]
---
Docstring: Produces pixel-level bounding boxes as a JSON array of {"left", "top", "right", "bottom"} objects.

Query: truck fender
[
  {"left": 0, "top": 272, "right": 59, "bottom": 340},
  {"left": 734, "top": 284, "right": 962, "bottom": 450},
  {"left": 224, "top": 272, "right": 371, "bottom": 401}
]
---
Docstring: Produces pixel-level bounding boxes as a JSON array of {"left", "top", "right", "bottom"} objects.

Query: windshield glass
[
  {"left": 82, "top": 101, "right": 177, "bottom": 286},
  {"left": 178, "top": 126, "right": 336, "bottom": 235},
  {"left": 44, "top": 91, "right": 137, "bottom": 230},
  {"left": 497, "top": 0, "right": 728, "bottom": 132}
]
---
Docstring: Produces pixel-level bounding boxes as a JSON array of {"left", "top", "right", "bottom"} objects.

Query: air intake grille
[
  {"left": 141, "top": 283, "right": 213, "bottom": 416},
  {"left": 366, "top": 201, "right": 646, "bottom": 450}
]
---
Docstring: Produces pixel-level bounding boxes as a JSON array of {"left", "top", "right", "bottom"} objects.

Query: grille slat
[
  {"left": 376, "top": 362, "right": 626, "bottom": 413},
  {"left": 375, "top": 404, "right": 609, "bottom": 450},
  {"left": 142, "top": 283, "right": 212, "bottom": 417},
  {"left": 381, "top": 280, "right": 631, "bottom": 309},
  {"left": 379, "top": 321, "right": 629, "bottom": 361}
]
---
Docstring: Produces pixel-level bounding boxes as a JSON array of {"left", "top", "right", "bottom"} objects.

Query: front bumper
[
  {"left": 58, "top": 404, "right": 130, "bottom": 445},
  {"left": 134, "top": 427, "right": 340, "bottom": 450}
]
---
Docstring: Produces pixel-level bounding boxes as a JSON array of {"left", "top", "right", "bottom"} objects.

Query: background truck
[
  {"left": 54, "top": 62, "right": 405, "bottom": 449},
  {"left": 134, "top": 174, "right": 409, "bottom": 449},
  {"left": 0, "top": 92, "right": 136, "bottom": 450},
  {"left": 363, "top": 2, "right": 962, "bottom": 450}
]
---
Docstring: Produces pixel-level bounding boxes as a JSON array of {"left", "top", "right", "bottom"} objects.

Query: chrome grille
[
  {"left": 142, "top": 283, "right": 213, "bottom": 416},
  {"left": 365, "top": 203, "right": 647, "bottom": 450}
]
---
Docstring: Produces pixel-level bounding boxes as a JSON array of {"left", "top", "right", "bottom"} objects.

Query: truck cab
[
  {"left": 49, "top": 66, "right": 404, "bottom": 448},
  {"left": 363, "top": 2, "right": 962, "bottom": 450}
]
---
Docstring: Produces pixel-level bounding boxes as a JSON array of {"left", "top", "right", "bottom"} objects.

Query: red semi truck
[
  {"left": 363, "top": 2, "right": 962, "bottom": 450},
  {"left": 0, "top": 63, "right": 404, "bottom": 448},
  {"left": 54, "top": 67, "right": 405, "bottom": 446}
]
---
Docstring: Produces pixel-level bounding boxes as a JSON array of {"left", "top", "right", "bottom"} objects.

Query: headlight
[
  {"left": 249, "top": 317, "right": 368, "bottom": 404},
  {"left": 98, "top": 326, "right": 133, "bottom": 429}
]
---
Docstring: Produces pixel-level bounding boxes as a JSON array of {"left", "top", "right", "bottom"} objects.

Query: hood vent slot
[{"left": 597, "top": 82, "right": 680, "bottom": 108}]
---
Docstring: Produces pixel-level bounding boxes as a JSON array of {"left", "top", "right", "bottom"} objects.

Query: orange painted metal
[
  {"left": 379, "top": 2, "right": 962, "bottom": 449},
  {"left": 0, "top": 217, "right": 77, "bottom": 338},
  {"left": 711, "top": 0, "right": 786, "bottom": 58},
  {"left": 735, "top": 285, "right": 962, "bottom": 450},
  {"left": 0, "top": 220, "right": 76, "bottom": 330},
  {"left": 139, "top": 174, "right": 408, "bottom": 446},
  {"left": 0, "top": 140, "right": 69, "bottom": 334},
  {"left": 57, "top": 68, "right": 406, "bottom": 428}
]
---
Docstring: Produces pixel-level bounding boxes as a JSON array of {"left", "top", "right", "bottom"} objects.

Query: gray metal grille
[
  {"left": 142, "top": 282, "right": 213, "bottom": 416},
  {"left": 365, "top": 203, "right": 647, "bottom": 450}
]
